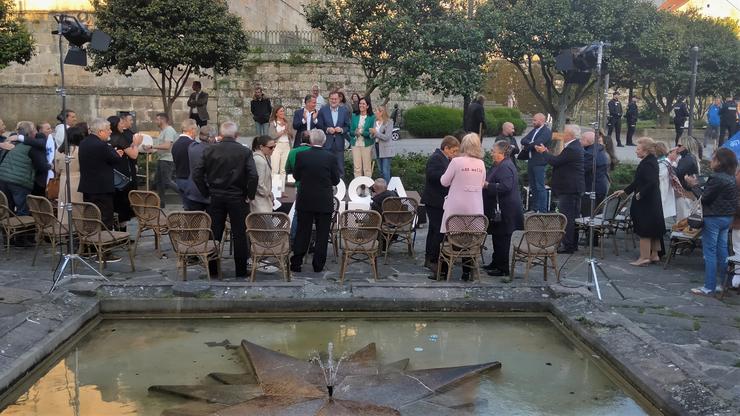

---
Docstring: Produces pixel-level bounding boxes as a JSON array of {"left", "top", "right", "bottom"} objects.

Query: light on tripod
[{"left": 53, "top": 14, "right": 111, "bottom": 67}]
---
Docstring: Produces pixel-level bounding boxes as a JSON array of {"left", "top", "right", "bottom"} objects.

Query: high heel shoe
[
  {"left": 630, "top": 259, "right": 651, "bottom": 267},
  {"left": 650, "top": 256, "right": 660, "bottom": 263}
]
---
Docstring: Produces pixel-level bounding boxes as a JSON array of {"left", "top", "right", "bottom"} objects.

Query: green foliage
[
  {"left": 404, "top": 105, "right": 526, "bottom": 138},
  {"left": 0, "top": 0, "right": 34, "bottom": 69},
  {"left": 89, "top": 0, "right": 248, "bottom": 118}
]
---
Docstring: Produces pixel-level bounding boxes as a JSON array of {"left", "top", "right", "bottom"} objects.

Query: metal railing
[{"left": 245, "top": 30, "right": 325, "bottom": 53}]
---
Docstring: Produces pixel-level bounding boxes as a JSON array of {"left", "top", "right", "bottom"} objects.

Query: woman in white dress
[{"left": 267, "top": 105, "right": 294, "bottom": 177}]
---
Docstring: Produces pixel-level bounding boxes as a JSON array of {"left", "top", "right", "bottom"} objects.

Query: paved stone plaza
[{"left": 0, "top": 219, "right": 738, "bottom": 415}]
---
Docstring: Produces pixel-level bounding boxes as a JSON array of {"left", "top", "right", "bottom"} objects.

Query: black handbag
[
  {"left": 492, "top": 193, "right": 502, "bottom": 223},
  {"left": 113, "top": 169, "right": 131, "bottom": 191},
  {"left": 687, "top": 198, "right": 703, "bottom": 229}
]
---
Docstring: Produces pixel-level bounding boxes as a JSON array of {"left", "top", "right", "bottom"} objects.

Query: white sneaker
[
  {"left": 733, "top": 275, "right": 740, "bottom": 288},
  {"left": 259, "top": 265, "right": 279, "bottom": 273}
]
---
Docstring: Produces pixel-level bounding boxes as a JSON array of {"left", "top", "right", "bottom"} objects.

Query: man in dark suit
[
  {"left": 535, "top": 124, "right": 585, "bottom": 253},
  {"left": 607, "top": 92, "right": 623, "bottom": 147},
  {"left": 625, "top": 96, "right": 639, "bottom": 146},
  {"left": 193, "top": 121, "right": 258, "bottom": 278},
  {"left": 187, "top": 81, "right": 209, "bottom": 127},
  {"left": 464, "top": 95, "right": 487, "bottom": 139},
  {"left": 317, "top": 91, "right": 350, "bottom": 178},
  {"left": 78, "top": 118, "right": 124, "bottom": 229},
  {"left": 421, "top": 136, "right": 460, "bottom": 272},
  {"left": 290, "top": 129, "right": 341, "bottom": 273},
  {"left": 171, "top": 119, "right": 200, "bottom": 210},
  {"left": 519, "top": 113, "right": 552, "bottom": 212},
  {"left": 293, "top": 94, "right": 319, "bottom": 148}
]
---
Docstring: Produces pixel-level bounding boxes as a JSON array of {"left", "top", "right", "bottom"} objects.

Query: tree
[
  {"left": 630, "top": 10, "right": 740, "bottom": 127},
  {"left": 304, "top": 0, "right": 424, "bottom": 101},
  {"left": 0, "top": 0, "right": 34, "bottom": 70},
  {"left": 478, "top": 0, "right": 652, "bottom": 131},
  {"left": 89, "top": 0, "right": 248, "bottom": 120}
]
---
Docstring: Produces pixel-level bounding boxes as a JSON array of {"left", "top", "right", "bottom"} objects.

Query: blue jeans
[
  {"left": 701, "top": 216, "right": 732, "bottom": 291},
  {"left": 527, "top": 164, "right": 547, "bottom": 212},
  {"left": 255, "top": 123, "right": 269, "bottom": 137},
  {"left": 378, "top": 157, "right": 391, "bottom": 183}
]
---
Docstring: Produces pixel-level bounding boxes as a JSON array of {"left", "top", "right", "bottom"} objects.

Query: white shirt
[
  {"left": 46, "top": 135, "right": 56, "bottom": 182},
  {"left": 563, "top": 138, "right": 577, "bottom": 148},
  {"left": 53, "top": 124, "right": 68, "bottom": 148},
  {"left": 316, "top": 95, "right": 326, "bottom": 108}
]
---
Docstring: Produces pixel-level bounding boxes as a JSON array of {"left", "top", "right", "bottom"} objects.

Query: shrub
[
  {"left": 405, "top": 105, "right": 526, "bottom": 138},
  {"left": 404, "top": 105, "right": 463, "bottom": 137}
]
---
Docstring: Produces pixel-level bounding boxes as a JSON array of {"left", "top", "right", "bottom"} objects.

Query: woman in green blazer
[{"left": 349, "top": 96, "right": 376, "bottom": 178}]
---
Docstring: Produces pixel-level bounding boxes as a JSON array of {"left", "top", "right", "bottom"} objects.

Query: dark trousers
[
  {"left": 175, "top": 178, "right": 208, "bottom": 211},
  {"left": 425, "top": 205, "right": 444, "bottom": 262},
  {"left": 189, "top": 114, "right": 207, "bottom": 128},
  {"left": 557, "top": 193, "right": 580, "bottom": 251},
  {"left": 83, "top": 192, "right": 115, "bottom": 229},
  {"left": 491, "top": 232, "right": 512, "bottom": 273},
  {"left": 674, "top": 123, "right": 684, "bottom": 146},
  {"left": 607, "top": 117, "right": 622, "bottom": 145},
  {"left": 208, "top": 197, "right": 249, "bottom": 276},
  {"left": 155, "top": 160, "right": 178, "bottom": 208},
  {"left": 625, "top": 122, "right": 636, "bottom": 145},
  {"left": 291, "top": 210, "right": 332, "bottom": 271},
  {"left": 1, "top": 182, "right": 32, "bottom": 216},
  {"left": 719, "top": 122, "right": 737, "bottom": 146}
]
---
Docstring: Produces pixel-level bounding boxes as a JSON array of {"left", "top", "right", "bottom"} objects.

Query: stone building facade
[{"left": 0, "top": 1, "right": 461, "bottom": 132}]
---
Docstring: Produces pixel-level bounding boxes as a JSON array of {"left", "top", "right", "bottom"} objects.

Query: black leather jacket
[
  {"left": 694, "top": 172, "right": 737, "bottom": 217},
  {"left": 193, "top": 138, "right": 258, "bottom": 201}
]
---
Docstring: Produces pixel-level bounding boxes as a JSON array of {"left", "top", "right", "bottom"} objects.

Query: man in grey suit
[
  {"left": 187, "top": 81, "right": 209, "bottom": 127},
  {"left": 317, "top": 90, "right": 350, "bottom": 178}
]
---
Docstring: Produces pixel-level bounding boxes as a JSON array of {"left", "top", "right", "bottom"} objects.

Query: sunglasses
[{"left": 265, "top": 145, "right": 276, "bottom": 149}]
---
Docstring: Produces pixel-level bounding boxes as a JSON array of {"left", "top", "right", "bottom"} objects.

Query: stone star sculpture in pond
[{"left": 150, "top": 340, "right": 501, "bottom": 416}]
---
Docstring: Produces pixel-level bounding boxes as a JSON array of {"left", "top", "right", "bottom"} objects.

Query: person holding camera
[{"left": 483, "top": 140, "right": 524, "bottom": 280}]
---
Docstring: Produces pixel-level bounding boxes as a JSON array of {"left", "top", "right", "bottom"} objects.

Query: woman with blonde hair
[
  {"left": 370, "top": 105, "right": 394, "bottom": 183},
  {"left": 615, "top": 137, "right": 665, "bottom": 266},
  {"left": 268, "top": 105, "right": 294, "bottom": 176},
  {"left": 439, "top": 133, "right": 486, "bottom": 281}
]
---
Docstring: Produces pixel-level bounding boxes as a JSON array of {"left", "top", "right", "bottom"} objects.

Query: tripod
[
  {"left": 49, "top": 15, "right": 107, "bottom": 293},
  {"left": 559, "top": 42, "right": 625, "bottom": 301}
]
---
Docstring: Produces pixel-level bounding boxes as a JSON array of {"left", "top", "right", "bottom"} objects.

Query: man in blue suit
[
  {"left": 317, "top": 90, "right": 350, "bottom": 177},
  {"left": 519, "top": 113, "right": 552, "bottom": 212}
]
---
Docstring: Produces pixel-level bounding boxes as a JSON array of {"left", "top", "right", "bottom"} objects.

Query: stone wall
[{"left": 0, "top": 10, "right": 460, "bottom": 132}]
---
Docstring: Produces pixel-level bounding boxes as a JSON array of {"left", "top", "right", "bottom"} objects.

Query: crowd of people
[{"left": 1, "top": 85, "right": 739, "bottom": 294}]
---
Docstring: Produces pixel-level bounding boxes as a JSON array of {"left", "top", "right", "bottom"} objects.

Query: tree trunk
[
  {"left": 657, "top": 111, "right": 671, "bottom": 129},
  {"left": 462, "top": 94, "right": 470, "bottom": 131}
]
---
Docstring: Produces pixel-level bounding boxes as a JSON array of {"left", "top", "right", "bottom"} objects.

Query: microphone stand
[
  {"left": 49, "top": 14, "right": 107, "bottom": 293},
  {"left": 559, "top": 42, "right": 625, "bottom": 301}
]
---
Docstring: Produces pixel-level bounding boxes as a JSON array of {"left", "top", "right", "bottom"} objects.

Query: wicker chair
[
  {"left": 0, "top": 191, "right": 36, "bottom": 254},
  {"left": 436, "top": 215, "right": 488, "bottom": 282},
  {"left": 338, "top": 210, "right": 381, "bottom": 284},
  {"left": 380, "top": 197, "right": 418, "bottom": 264},
  {"left": 129, "top": 190, "right": 169, "bottom": 257},
  {"left": 511, "top": 213, "right": 566, "bottom": 282},
  {"left": 328, "top": 197, "right": 341, "bottom": 260},
  {"left": 167, "top": 211, "right": 221, "bottom": 280},
  {"left": 246, "top": 212, "right": 291, "bottom": 282},
  {"left": 575, "top": 193, "right": 622, "bottom": 258},
  {"left": 612, "top": 194, "right": 636, "bottom": 251},
  {"left": 27, "top": 195, "right": 70, "bottom": 267},
  {"left": 71, "top": 202, "right": 134, "bottom": 273}
]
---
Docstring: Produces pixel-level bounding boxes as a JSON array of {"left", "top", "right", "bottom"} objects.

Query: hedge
[{"left": 404, "top": 105, "right": 526, "bottom": 138}]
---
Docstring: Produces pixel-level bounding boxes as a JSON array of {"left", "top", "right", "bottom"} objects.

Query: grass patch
[
  {"left": 692, "top": 320, "right": 701, "bottom": 331},
  {"left": 733, "top": 361, "right": 740, "bottom": 368},
  {"left": 638, "top": 307, "right": 645, "bottom": 314}
]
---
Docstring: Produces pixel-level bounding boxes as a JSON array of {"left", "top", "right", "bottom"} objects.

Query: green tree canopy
[
  {"left": 0, "top": 0, "right": 34, "bottom": 70},
  {"left": 90, "top": 0, "right": 248, "bottom": 119}
]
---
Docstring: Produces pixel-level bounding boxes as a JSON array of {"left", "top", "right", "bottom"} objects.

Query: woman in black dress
[
  {"left": 615, "top": 137, "right": 665, "bottom": 266},
  {"left": 483, "top": 140, "right": 524, "bottom": 281},
  {"left": 107, "top": 115, "right": 141, "bottom": 231}
]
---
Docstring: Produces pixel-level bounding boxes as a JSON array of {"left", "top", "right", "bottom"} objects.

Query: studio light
[{"left": 53, "top": 14, "right": 111, "bottom": 67}]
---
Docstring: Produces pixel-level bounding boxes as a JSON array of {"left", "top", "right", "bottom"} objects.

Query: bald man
[
  {"left": 519, "top": 113, "right": 552, "bottom": 212},
  {"left": 495, "top": 121, "right": 520, "bottom": 161}
]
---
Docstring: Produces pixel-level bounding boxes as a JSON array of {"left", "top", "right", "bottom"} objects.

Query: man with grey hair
[
  {"left": 172, "top": 118, "right": 202, "bottom": 210},
  {"left": 534, "top": 124, "right": 585, "bottom": 253},
  {"left": 0, "top": 121, "right": 45, "bottom": 221},
  {"left": 370, "top": 178, "right": 398, "bottom": 214},
  {"left": 580, "top": 130, "right": 609, "bottom": 218},
  {"left": 290, "top": 127, "right": 340, "bottom": 273},
  {"left": 78, "top": 118, "right": 124, "bottom": 230},
  {"left": 193, "top": 121, "right": 258, "bottom": 278},
  {"left": 520, "top": 113, "right": 552, "bottom": 212}
]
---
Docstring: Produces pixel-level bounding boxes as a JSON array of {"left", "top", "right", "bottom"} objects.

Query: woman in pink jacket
[{"left": 439, "top": 133, "right": 486, "bottom": 280}]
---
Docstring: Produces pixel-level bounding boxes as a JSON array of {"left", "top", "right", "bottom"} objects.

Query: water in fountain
[{"left": 310, "top": 342, "right": 347, "bottom": 398}]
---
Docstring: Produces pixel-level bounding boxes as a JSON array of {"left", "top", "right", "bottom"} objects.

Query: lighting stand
[
  {"left": 559, "top": 42, "right": 625, "bottom": 301},
  {"left": 49, "top": 15, "right": 107, "bottom": 293}
]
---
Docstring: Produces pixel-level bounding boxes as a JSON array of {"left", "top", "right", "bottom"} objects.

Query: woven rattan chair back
[
  {"left": 27, "top": 195, "right": 56, "bottom": 230},
  {"left": 381, "top": 197, "right": 417, "bottom": 229},
  {"left": 71, "top": 202, "right": 103, "bottom": 239},
  {"left": 523, "top": 213, "right": 566, "bottom": 250},
  {"left": 0, "top": 191, "right": 10, "bottom": 221},
  {"left": 167, "top": 211, "right": 213, "bottom": 255},
  {"left": 338, "top": 210, "right": 381, "bottom": 283},
  {"left": 247, "top": 212, "right": 290, "bottom": 253},
  {"left": 129, "top": 191, "right": 164, "bottom": 226},
  {"left": 445, "top": 214, "right": 488, "bottom": 249},
  {"left": 601, "top": 193, "right": 622, "bottom": 221}
]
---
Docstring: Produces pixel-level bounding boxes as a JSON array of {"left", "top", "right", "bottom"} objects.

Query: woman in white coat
[
  {"left": 250, "top": 135, "right": 276, "bottom": 213},
  {"left": 655, "top": 142, "right": 676, "bottom": 219},
  {"left": 370, "top": 105, "right": 395, "bottom": 183}
]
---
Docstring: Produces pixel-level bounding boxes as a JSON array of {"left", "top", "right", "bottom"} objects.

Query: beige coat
[{"left": 250, "top": 150, "right": 273, "bottom": 213}]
